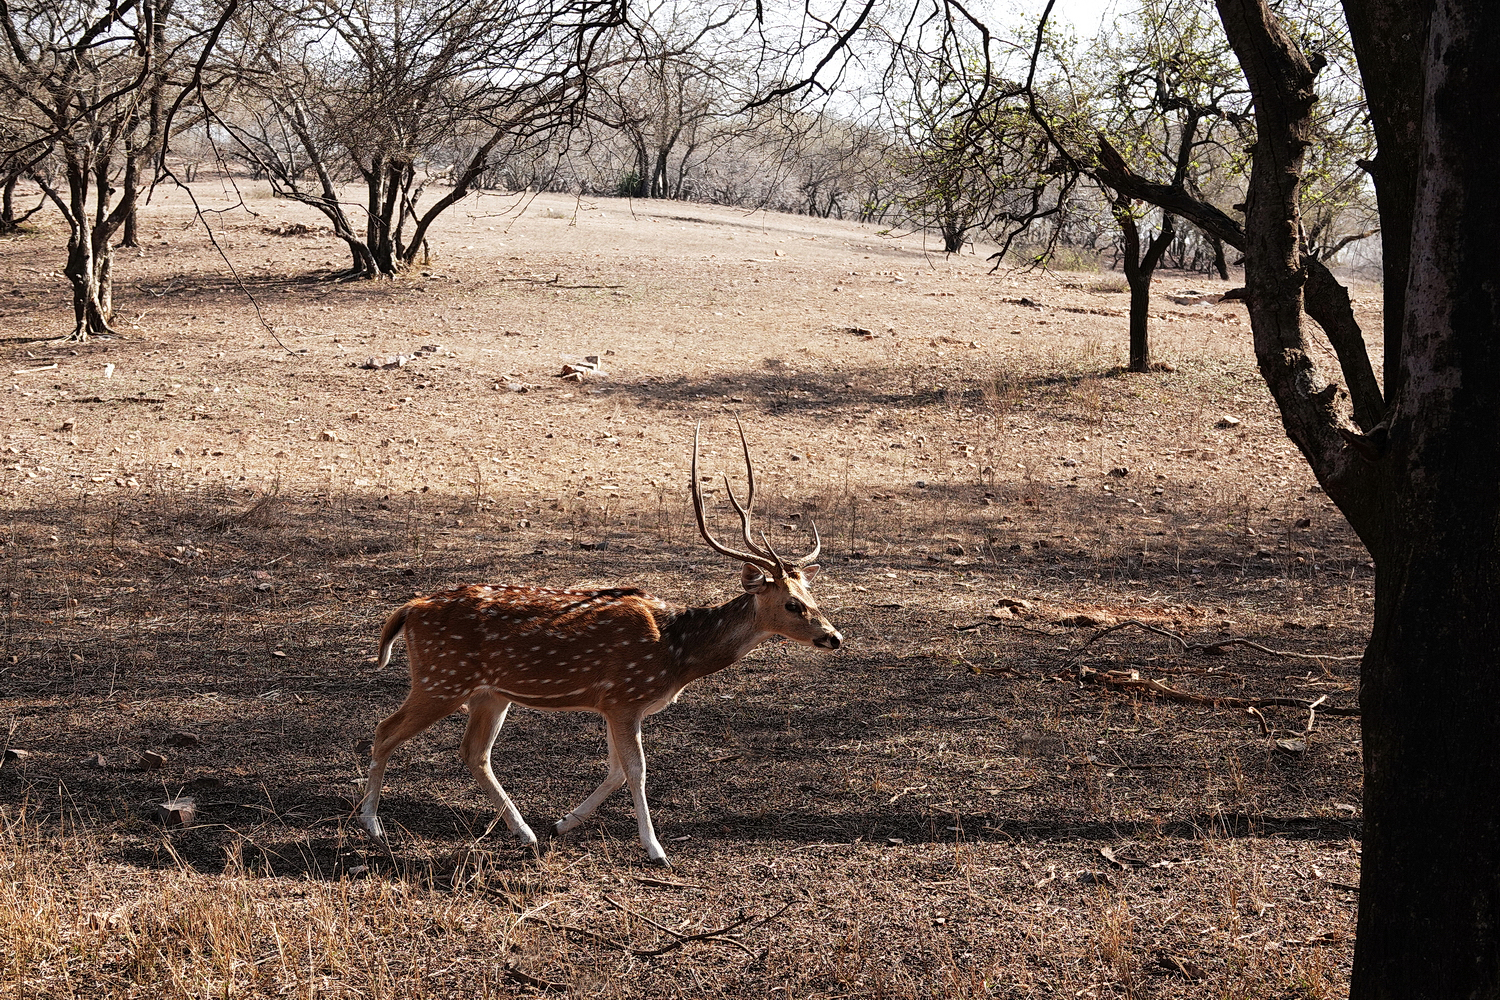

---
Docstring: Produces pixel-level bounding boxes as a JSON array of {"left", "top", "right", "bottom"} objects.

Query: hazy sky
[{"left": 1016, "top": 0, "right": 1134, "bottom": 37}]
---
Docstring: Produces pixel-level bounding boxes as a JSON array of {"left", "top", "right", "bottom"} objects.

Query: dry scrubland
[{"left": 0, "top": 181, "right": 1373, "bottom": 997}]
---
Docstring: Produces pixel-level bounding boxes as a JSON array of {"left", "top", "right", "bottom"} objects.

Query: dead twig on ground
[
  {"left": 524, "top": 898, "right": 791, "bottom": 960},
  {"left": 951, "top": 619, "right": 1064, "bottom": 636},
  {"left": 1075, "top": 665, "right": 1360, "bottom": 716},
  {"left": 1062, "top": 619, "right": 1362, "bottom": 671},
  {"left": 531, "top": 918, "right": 633, "bottom": 952},
  {"left": 496, "top": 275, "right": 624, "bottom": 289},
  {"left": 500, "top": 962, "right": 568, "bottom": 992},
  {"left": 603, "top": 895, "right": 762, "bottom": 957}
]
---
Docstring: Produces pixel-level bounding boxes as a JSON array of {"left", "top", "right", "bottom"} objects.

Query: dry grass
[{"left": 0, "top": 183, "right": 1374, "bottom": 997}]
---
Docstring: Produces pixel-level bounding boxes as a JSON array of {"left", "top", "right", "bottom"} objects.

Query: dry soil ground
[{"left": 0, "top": 181, "right": 1374, "bottom": 998}]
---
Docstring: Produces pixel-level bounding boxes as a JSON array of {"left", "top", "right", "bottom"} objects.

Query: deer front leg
[{"left": 613, "top": 715, "right": 668, "bottom": 866}]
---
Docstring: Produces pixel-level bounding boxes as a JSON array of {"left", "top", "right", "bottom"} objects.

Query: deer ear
[
  {"left": 799, "top": 564, "right": 821, "bottom": 582},
  {"left": 741, "top": 563, "right": 770, "bottom": 592}
]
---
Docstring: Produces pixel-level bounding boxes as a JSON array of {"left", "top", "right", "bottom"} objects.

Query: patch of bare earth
[{"left": 0, "top": 185, "right": 1370, "bottom": 997}]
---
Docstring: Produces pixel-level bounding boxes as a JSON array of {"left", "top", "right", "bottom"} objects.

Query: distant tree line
[{"left": 0, "top": 0, "right": 1375, "bottom": 342}]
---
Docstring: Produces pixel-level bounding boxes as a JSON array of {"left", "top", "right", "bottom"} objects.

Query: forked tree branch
[{"left": 1095, "top": 133, "right": 1385, "bottom": 433}]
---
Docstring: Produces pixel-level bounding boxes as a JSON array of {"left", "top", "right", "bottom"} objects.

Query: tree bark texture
[
  {"left": 53, "top": 149, "right": 123, "bottom": 338},
  {"left": 1211, "top": 237, "right": 1228, "bottom": 280},
  {"left": 120, "top": 145, "right": 140, "bottom": 248},
  {"left": 1342, "top": 0, "right": 1430, "bottom": 397},
  {"left": 1349, "top": 0, "right": 1500, "bottom": 995},
  {"left": 1215, "top": 0, "right": 1383, "bottom": 546}
]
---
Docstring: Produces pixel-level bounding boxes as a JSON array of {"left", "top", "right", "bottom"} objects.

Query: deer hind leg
[
  {"left": 611, "top": 714, "right": 669, "bottom": 866},
  {"left": 459, "top": 692, "right": 537, "bottom": 844},
  {"left": 555, "top": 718, "right": 627, "bottom": 836},
  {"left": 358, "top": 688, "right": 466, "bottom": 839}
]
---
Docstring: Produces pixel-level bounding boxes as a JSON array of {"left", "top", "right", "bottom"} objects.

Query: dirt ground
[{"left": 0, "top": 181, "right": 1372, "bottom": 998}]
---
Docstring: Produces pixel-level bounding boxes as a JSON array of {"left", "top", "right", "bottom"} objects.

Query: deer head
[{"left": 691, "top": 422, "right": 843, "bottom": 650}]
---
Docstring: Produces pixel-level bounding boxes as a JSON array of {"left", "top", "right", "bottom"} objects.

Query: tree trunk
[
  {"left": 1, "top": 174, "right": 17, "bottom": 233},
  {"left": 1114, "top": 197, "right": 1175, "bottom": 373},
  {"left": 50, "top": 151, "right": 120, "bottom": 340},
  {"left": 1348, "top": 1, "right": 1500, "bottom": 995},
  {"left": 1211, "top": 237, "right": 1228, "bottom": 279},
  {"left": 120, "top": 144, "right": 140, "bottom": 248},
  {"left": 632, "top": 144, "right": 650, "bottom": 198},
  {"left": 1342, "top": 0, "right": 1427, "bottom": 402},
  {"left": 651, "top": 149, "right": 669, "bottom": 199},
  {"left": 362, "top": 156, "right": 396, "bottom": 276},
  {"left": 65, "top": 227, "right": 114, "bottom": 339},
  {"left": 1214, "top": 0, "right": 1385, "bottom": 543},
  {"left": 1125, "top": 275, "right": 1150, "bottom": 371}
]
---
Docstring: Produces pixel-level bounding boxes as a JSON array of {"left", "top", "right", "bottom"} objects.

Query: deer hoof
[{"left": 359, "top": 815, "right": 386, "bottom": 840}]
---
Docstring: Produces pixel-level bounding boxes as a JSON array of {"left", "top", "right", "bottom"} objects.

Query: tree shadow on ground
[{"left": 0, "top": 474, "right": 1366, "bottom": 879}]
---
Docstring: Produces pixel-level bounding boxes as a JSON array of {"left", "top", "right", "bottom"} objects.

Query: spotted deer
[{"left": 357, "top": 424, "right": 842, "bottom": 865}]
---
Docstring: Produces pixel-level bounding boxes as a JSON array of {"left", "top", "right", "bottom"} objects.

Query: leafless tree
[
  {"left": 585, "top": 0, "right": 756, "bottom": 200},
  {"left": 216, "top": 0, "right": 627, "bottom": 277},
  {"left": 0, "top": 0, "right": 234, "bottom": 339}
]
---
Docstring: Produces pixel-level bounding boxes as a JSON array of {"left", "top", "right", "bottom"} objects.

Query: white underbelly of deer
[{"left": 356, "top": 424, "right": 845, "bottom": 865}]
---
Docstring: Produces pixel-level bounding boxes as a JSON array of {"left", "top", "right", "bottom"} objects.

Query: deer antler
[
  {"left": 690, "top": 421, "right": 822, "bottom": 576},
  {"left": 799, "top": 519, "right": 821, "bottom": 567},
  {"left": 692, "top": 423, "right": 778, "bottom": 572}
]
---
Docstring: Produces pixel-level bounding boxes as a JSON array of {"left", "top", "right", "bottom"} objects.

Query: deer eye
[{"left": 785, "top": 600, "right": 804, "bottom": 614}]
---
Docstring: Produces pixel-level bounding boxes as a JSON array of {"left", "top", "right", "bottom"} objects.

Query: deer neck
[{"left": 658, "top": 593, "right": 768, "bottom": 684}]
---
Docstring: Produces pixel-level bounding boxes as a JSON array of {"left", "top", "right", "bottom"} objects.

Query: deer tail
[{"left": 376, "top": 604, "right": 411, "bottom": 670}]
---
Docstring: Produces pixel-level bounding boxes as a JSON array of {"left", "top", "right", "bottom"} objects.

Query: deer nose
[{"left": 814, "top": 631, "right": 843, "bottom": 650}]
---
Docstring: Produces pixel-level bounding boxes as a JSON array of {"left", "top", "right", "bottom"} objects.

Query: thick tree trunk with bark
[
  {"left": 1348, "top": 1, "right": 1500, "bottom": 995},
  {"left": 0, "top": 176, "right": 19, "bottom": 234},
  {"left": 1211, "top": 0, "right": 1500, "bottom": 993},
  {"left": 45, "top": 151, "right": 125, "bottom": 340},
  {"left": 1342, "top": 0, "right": 1426, "bottom": 399},
  {"left": 941, "top": 220, "right": 964, "bottom": 253},
  {"left": 65, "top": 234, "right": 114, "bottom": 339}
]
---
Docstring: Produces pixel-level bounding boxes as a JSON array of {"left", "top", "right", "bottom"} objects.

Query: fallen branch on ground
[
  {"left": 496, "top": 275, "right": 623, "bottom": 289},
  {"left": 501, "top": 962, "right": 568, "bottom": 992},
  {"left": 1076, "top": 665, "right": 1359, "bottom": 716},
  {"left": 950, "top": 619, "right": 1065, "bottom": 636},
  {"left": 604, "top": 895, "right": 761, "bottom": 957},
  {"left": 1062, "top": 619, "right": 1363, "bottom": 671},
  {"left": 525, "top": 898, "right": 791, "bottom": 959}
]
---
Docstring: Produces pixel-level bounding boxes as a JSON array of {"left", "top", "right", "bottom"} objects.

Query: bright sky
[{"left": 1029, "top": 0, "right": 1134, "bottom": 36}]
